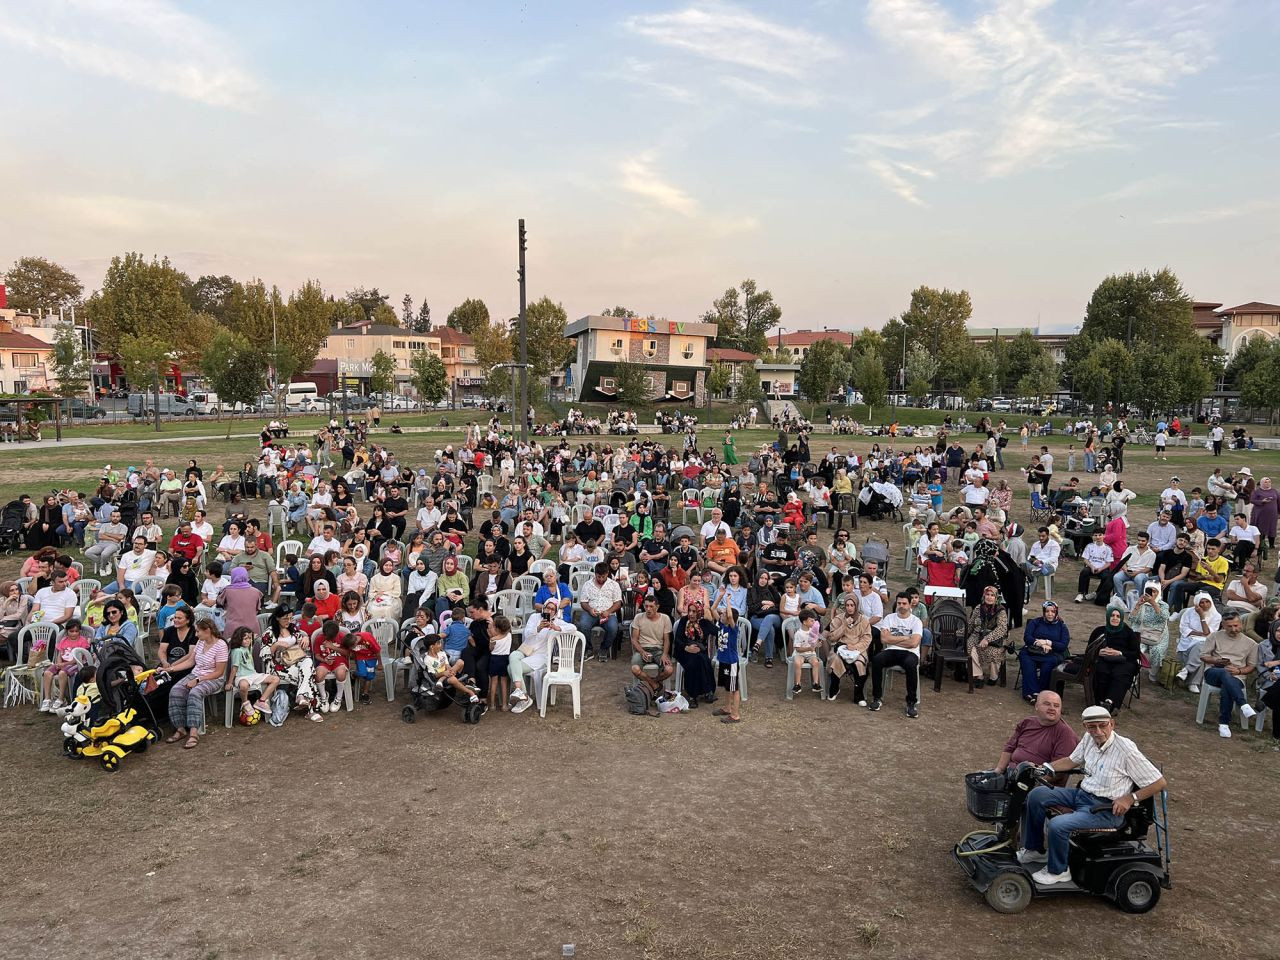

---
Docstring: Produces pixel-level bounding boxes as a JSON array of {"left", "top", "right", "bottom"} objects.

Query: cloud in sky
[
  {"left": 0, "top": 0, "right": 256, "bottom": 108},
  {"left": 856, "top": 0, "right": 1215, "bottom": 203},
  {"left": 619, "top": 154, "right": 699, "bottom": 216}
]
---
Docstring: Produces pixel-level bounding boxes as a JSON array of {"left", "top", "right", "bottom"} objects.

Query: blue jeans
[
  {"left": 750, "top": 614, "right": 781, "bottom": 658},
  {"left": 103, "top": 579, "right": 137, "bottom": 595},
  {"left": 1111, "top": 572, "right": 1149, "bottom": 603},
  {"left": 1084, "top": 451, "right": 1096, "bottom": 473},
  {"left": 1019, "top": 649, "right": 1061, "bottom": 698},
  {"left": 573, "top": 610, "right": 618, "bottom": 652},
  {"left": 1023, "top": 785, "right": 1123, "bottom": 874},
  {"left": 1204, "top": 667, "right": 1248, "bottom": 724}
]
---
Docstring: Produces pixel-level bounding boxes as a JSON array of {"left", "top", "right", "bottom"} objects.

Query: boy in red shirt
[{"left": 349, "top": 629, "right": 382, "bottom": 705}]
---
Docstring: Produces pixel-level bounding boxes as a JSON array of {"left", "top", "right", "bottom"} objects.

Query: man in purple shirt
[{"left": 994, "top": 691, "right": 1079, "bottom": 775}]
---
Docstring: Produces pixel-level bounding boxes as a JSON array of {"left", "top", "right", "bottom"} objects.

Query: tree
[
  {"left": 707, "top": 362, "right": 733, "bottom": 399},
  {"left": 702, "top": 280, "right": 781, "bottom": 354},
  {"left": 369, "top": 349, "right": 397, "bottom": 397},
  {"left": 1078, "top": 269, "right": 1193, "bottom": 349},
  {"left": 224, "top": 279, "right": 283, "bottom": 354},
  {"left": 1240, "top": 343, "right": 1280, "bottom": 417},
  {"left": 371, "top": 303, "right": 398, "bottom": 326},
  {"left": 613, "top": 357, "right": 652, "bottom": 406},
  {"left": 410, "top": 350, "right": 448, "bottom": 404},
  {"left": 852, "top": 344, "right": 888, "bottom": 418},
  {"left": 407, "top": 299, "right": 432, "bottom": 333},
  {"left": 3, "top": 256, "right": 83, "bottom": 313},
  {"left": 1015, "top": 354, "right": 1059, "bottom": 400},
  {"left": 401, "top": 294, "right": 414, "bottom": 325},
  {"left": 328, "top": 297, "right": 365, "bottom": 327},
  {"left": 484, "top": 366, "right": 511, "bottom": 402},
  {"left": 346, "top": 287, "right": 391, "bottom": 321},
  {"left": 447, "top": 298, "right": 491, "bottom": 336},
  {"left": 880, "top": 317, "right": 910, "bottom": 388},
  {"left": 281, "top": 279, "right": 335, "bottom": 396},
  {"left": 904, "top": 343, "right": 940, "bottom": 395},
  {"left": 523, "top": 296, "right": 576, "bottom": 381},
  {"left": 200, "top": 330, "right": 267, "bottom": 437},
  {"left": 87, "top": 253, "right": 195, "bottom": 429},
  {"left": 186, "top": 274, "right": 238, "bottom": 322},
  {"left": 736, "top": 366, "right": 764, "bottom": 408},
  {"left": 50, "top": 322, "right": 92, "bottom": 411},
  {"left": 961, "top": 377, "right": 985, "bottom": 409},
  {"left": 898, "top": 286, "right": 973, "bottom": 357},
  {"left": 1005, "top": 331, "right": 1049, "bottom": 389},
  {"left": 797, "top": 340, "right": 850, "bottom": 405},
  {"left": 473, "top": 319, "right": 513, "bottom": 373},
  {"left": 1072, "top": 339, "right": 1133, "bottom": 410},
  {"left": 600, "top": 306, "right": 635, "bottom": 318}
]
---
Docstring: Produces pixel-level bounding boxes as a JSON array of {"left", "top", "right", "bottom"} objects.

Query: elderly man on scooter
[{"left": 1016, "top": 705, "right": 1167, "bottom": 887}]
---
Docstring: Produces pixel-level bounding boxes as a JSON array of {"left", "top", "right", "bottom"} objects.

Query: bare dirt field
[{"left": 1, "top": 437, "right": 1279, "bottom": 960}]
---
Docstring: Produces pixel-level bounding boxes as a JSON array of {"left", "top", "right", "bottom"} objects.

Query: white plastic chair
[
  {"left": 492, "top": 589, "right": 523, "bottom": 622},
  {"left": 276, "top": 539, "right": 304, "bottom": 570},
  {"left": 134, "top": 575, "right": 166, "bottom": 601},
  {"left": 569, "top": 571, "right": 592, "bottom": 596},
  {"left": 1194, "top": 681, "right": 1251, "bottom": 730},
  {"left": 3, "top": 623, "right": 59, "bottom": 708},
  {"left": 529, "top": 559, "right": 556, "bottom": 579},
  {"left": 455, "top": 554, "right": 473, "bottom": 577},
  {"left": 514, "top": 575, "right": 541, "bottom": 596},
  {"left": 75, "top": 579, "right": 101, "bottom": 610},
  {"left": 539, "top": 629, "right": 586, "bottom": 718},
  {"left": 782, "top": 615, "right": 826, "bottom": 701},
  {"left": 266, "top": 501, "right": 286, "bottom": 542},
  {"left": 364, "top": 617, "right": 401, "bottom": 701}
]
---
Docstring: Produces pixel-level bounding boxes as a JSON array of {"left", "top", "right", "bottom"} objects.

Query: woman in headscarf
[
  {"left": 673, "top": 600, "right": 717, "bottom": 706},
  {"left": 966, "top": 584, "right": 1011, "bottom": 689},
  {"left": 166, "top": 556, "right": 200, "bottom": 607},
  {"left": 434, "top": 554, "right": 469, "bottom": 616},
  {"left": 217, "top": 567, "right": 262, "bottom": 641},
  {"left": 821, "top": 594, "right": 873, "bottom": 703},
  {"left": 1091, "top": 605, "right": 1141, "bottom": 714},
  {"left": 1175, "top": 592, "right": 1221, "bottom": 691},
  {"left": 1103, "top": 500, "right": 1129, "bottom": 560},
  {"left": 1124, "top": 582, "right": 1171, "bottom": 683},
  {"left": 0, "top": 580, "right": 33, "bottom": 661},
  {"left": 299, "top": 554, "right": 337, "bottom": 600},
  {"left": 404, "top": 555, "right": 436, "bottom": 622},
  {"left": 1250, "top": 476, "right": 1279, "bottom": 549},
  {"left": 367, "top": 556, "right": 403, "bottom": 621}
]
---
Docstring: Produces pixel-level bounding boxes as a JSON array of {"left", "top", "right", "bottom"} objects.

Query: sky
[{"left": 1, "top": 0, "right": 1277, "bottom": 334}]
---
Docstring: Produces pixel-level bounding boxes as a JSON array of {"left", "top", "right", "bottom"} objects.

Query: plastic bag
[
  {"left": 656, "top": 692, "right": 689, "bottom": 714},
  {"left": 269, "top": 688, "right": 291, "bottom": 727}
]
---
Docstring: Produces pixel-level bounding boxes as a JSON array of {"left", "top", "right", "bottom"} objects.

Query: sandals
[
  {"left": 720, "top": 715, "right": 741, "bottom": 724},
  {"left": 712, "top": 707, "right": 729, "bottom": 717},
  {"left": 165, "top": 731, "right": 186, "bottom": 744},
  {"left": 182, "top": 735, "right": 199, "bottom": 749}
]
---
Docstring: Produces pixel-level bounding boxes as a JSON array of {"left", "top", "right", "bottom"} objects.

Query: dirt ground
[{"left": 2, "top": 440, "right": 1279, "bottom": 960}]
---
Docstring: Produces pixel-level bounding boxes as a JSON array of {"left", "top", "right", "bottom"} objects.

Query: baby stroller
[
  {"left": 0, "top": 500, "right": 25, "bottom": 553},
  {"left": 62, "top": 639, "right": 161, "bottom": 772},
  {"left": 400, "top": 632, "right": 485, "bottom": 725}
]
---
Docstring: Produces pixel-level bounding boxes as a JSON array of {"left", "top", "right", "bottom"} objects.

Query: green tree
[
  {"left": 484, "top": 366, "right": 511, "bottom": 402},
  {"left": 283, "top": 280, "right": 333, "bottom": 387},
  {"left": 962, "top": 377, "right": 985, "bottom": 408},
  {"left": 447, "top": 298, "right": 491, "bottom": 336},
  {"left": 50, "top": 322, "right": 92, "bottom": 414},
  {"left": 407, "top": 298, "right": 432, "bottom": 333},
  {"left": 346, "top": 287, "right": 391, "bottom": 321},
  {"left": 880, "top": 317, "right": 910, "bottom": 388},
  {"left": 473, "top": 319, "right": 513, "bottom": 375},
  {"left": 613, "top": 357, "right": 652, "bottom": 406},
  {"left": 852, "top": 344, "right": 888, "bottom": 418},
  {"left": 401, "top": 293, "right": 414, "bottom": 325},
  {"left": 1072, "top": 339, "right": 1133, "bottom": 410},
  {"left": 899, "top": 286, "right": 973, "bottom": 357},
  {"left": 369, "top": 348, "right": 397, "bottom": 397},
  {"left": 1224, "top": 336, "right": 1273, "bottom": 388},
  {"left": 904, "top": 343, "right": 940, "bottom": 393},
  {"left": 600, "top": 306, "right": 635, "bottom": 318},
  {"left": 409, "top": 350, "right": 448, "bottom": 404},
  {"left": 1078, "top": 268, "right": 1194, "bottom": 349},
  {"left": 1240, "top": 343, "right": 1280, "bottom": 418},
  {"left": 1005, "top": 330, "right": 1048, "bottom": 388},
  {"left": 736, "top": 365, "right": 764, "bottom": 408},
  {"left": 523, "top": 296, "right": 576, "bottom": 381},
  {"left": 371, "top": 303, "right": 398, "bottom": 326},
  {"left": 225, "top": 279, "right": 283, "bottom": 353},
  {"left": 1014, "top": 354, "right": 1059, "bottom": 399},
  {"left": 328, "top": 297, "right": 365, "bottom": 327},
  {"left": 797, "top": 339, "right": 850, "bottom": 404},
  {"left": 117, "top": 334, "right": 174, "bottom": 430},
  {"left": 200, "top": 329, "right": 267, "bottom": 437},
  {"left": 702, "top": 280, "right": 781, "bottom": 354},
  {"left": 3, "top": 256, "right": 83, "bottom": 313},
  {"left": 186, "top": 274, "right": 238, "bottom": 322},
  {"left": 707, "top": 362, "right": 733, "bottom": 398}
]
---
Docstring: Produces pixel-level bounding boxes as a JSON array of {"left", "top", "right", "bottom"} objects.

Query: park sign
[{"left": 338, "top": 359, "right": 374, "bottom": 376}]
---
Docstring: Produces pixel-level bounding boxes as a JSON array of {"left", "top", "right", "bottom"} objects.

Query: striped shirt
[{"left": 1069, "top": 732, "right": 1162, "bottom": 800}]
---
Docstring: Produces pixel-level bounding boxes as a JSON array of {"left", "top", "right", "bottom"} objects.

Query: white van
[
  {"left": 284, "top": 381, "right": 319, "bottom": 411},
  {"left": 189, "top": 391, "right": 257, "bottom": 415}
]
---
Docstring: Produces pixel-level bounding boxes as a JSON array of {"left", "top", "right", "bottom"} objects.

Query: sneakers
[
  {"left": 511, "top": 688, "right": 530, "bottom": 703},
  {"left": 511, "top": 697, "right": 534, "bottom": 714},
  {"left": 358, "top": 693, "right": 372, "bottom": 705},
  {"left": 1084, "top": 592, "right": 1096, "bottom": 602},
  {"left": 1242, "top": 704, "right": 1257, "bottom": 720},
  {"left": 1031, "top": 868, "right": 1073, "bottom": 886},
  {"left": 39, "top": 699, "right": 52, "bottom": 713},
  {"left": 1073, "top": 594, "right": 1084, "bottom": 603},
  {"left": 1188, "top": 683, "right": 1200, "bottom": 694},
  {"left": 1175, "top": 667, "right": 1189, "bottom": 682},
  {"left": 1016, "top": 848, "right": 1047, "bottom": 865},
  {"left": 868, "top": 699, "right": 882, "bottom": 712},
  {"left": 328, "top": 699, "right": 341, "bottom": 713},
  {"left": 791, "top": 684, "right": 802, "bottom": 694},
  {"left": 1218, "top": 723, "right": 1232, "bottom": 738},
  {"left": 307, "top": 710, "right": 325, "bottom": 722},
  {"left": 49, "top": 699, "right": 64, "bottom": 712},
  {"left": 906, "top": 702, "right": 919, "bottom": 719},
  {"left": 810, "top": 683, "right": 822, "bottom": 693}
]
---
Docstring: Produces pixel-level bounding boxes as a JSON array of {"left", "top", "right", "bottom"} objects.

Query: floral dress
[{"left": 1124, "top": 597, "right": 1170, "bottom": 673}]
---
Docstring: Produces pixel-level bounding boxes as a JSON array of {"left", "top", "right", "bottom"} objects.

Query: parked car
[
  {"left": 57, "top": 399, "right": 107, "bottom": 419},
  {"left": 991, "top": 398, "right": 1012, "bottom": 413},
  {"left": 973, "top": 398, "right": 994, "bottom": 411}
]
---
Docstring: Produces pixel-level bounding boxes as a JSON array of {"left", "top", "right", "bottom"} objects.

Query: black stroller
[{"left": 400, "top": 631, "right": 485, "bottom": 725}]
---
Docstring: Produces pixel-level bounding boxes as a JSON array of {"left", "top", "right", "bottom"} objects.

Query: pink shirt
[
  {"left": 194, "top": 638, "right": 228, "bottom": 678},
  {"left": 55, "top": 635, "right": 89, "bottom": 662},
  {"left": 1104, "top": 516, "right": 1129, "bottom": 560}
]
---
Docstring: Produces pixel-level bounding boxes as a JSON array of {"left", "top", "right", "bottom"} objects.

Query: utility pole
[{"left": 518, "top": 219, "right": 529, "bottom": 444}]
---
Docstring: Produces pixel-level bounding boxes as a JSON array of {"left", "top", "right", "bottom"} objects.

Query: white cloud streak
[
  {"left": 0, "top": 0, "right": 257, "bottom": 108},
  {"left": 619, "top": 155, "right": 699, "bottom": 216},
  {"left": 855, "top": 0, "right": 1215, "bottom": 204}
]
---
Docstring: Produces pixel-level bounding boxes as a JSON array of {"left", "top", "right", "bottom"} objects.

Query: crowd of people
[{"left": 2, "top": 412, "right": 1277, "bottom": 755}]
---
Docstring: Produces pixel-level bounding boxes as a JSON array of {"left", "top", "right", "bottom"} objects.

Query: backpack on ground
[{"left": 624, "top": 679, "right": 654, "bottom": 716}]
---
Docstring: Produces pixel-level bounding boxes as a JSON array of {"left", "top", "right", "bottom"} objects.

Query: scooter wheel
[
  {"left": 984, "top": 871, "right": 1033, "bottom": 914},
  {"left": 464, "top": 703, "right": 482, "bottom": 724},
  {"left": 1112, "top": 870, "right": 1161, "bottom": 913},
  {"left": 63, "top": 737, "right": 77, "bottom": 757},
  {"left": 401, "top": 706, "right": 417, "bottom": 724},
  {"left": 99, "top": 751, "right": 120, "bottom": 773}
]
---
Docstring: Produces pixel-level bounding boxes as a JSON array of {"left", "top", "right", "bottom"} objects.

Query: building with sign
[
  {"left": 564, "top": 314, "right": 717, "bottom": 404},
  {"left": 0, "top": 312, "right": 53, "bottom": 394},
  {"left": 309, "top": 320, "right": 484, "bottom": 399}
]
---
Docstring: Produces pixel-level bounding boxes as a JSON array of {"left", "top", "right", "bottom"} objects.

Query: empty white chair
[
  {"left": 363, "top": 618, "right": 401, "bottom": 701},
  {"left": 3, "top": 623, "right": 59, "bottom": 708},
  {"left": 539, "top": 630, "right": 586, "bottom": 719},
  {"left": 514, "top": 575, "right": 541, "bottom": 596},
  {"left": 276, "top": 539, "right": 304, "bottom": 570},
  {"left": 529, "top": 559, "right": 556, "bottom": 579}
]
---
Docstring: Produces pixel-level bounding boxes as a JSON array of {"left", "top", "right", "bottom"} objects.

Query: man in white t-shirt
[
  {"left": 32, "top": 572, "right": 77, "bottom": 626},
  {"left": 698, "top": 507, "right": 732, "bottom": 548},
  {"left": 108, "top": 536, "right": 156, "bottom": 595},
  {"left": 416, "top": 498, "right": 443, "bottom": 534},
  {"left": 961, "top": 479, "right": 991, "bottom": 508},
  {"left": 868, "top": 592, "right": 922, "bottom": 718},
  {"left": 307, "top": 526, "right": 342, "bottom": 557},
  {"left": 190, "top": 510, "right": 215, "bottom": 547},
  {"left": 1228, "top": 512, "right": 1260, "bottom": 567}
]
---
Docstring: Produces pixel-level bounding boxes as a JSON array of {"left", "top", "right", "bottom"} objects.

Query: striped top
[
  {"left": 1069, "top": 732, "right": 1162, "bottom": 800},
  {"left": 194, "top": 638, "right": 229, "bottom": 678}
]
